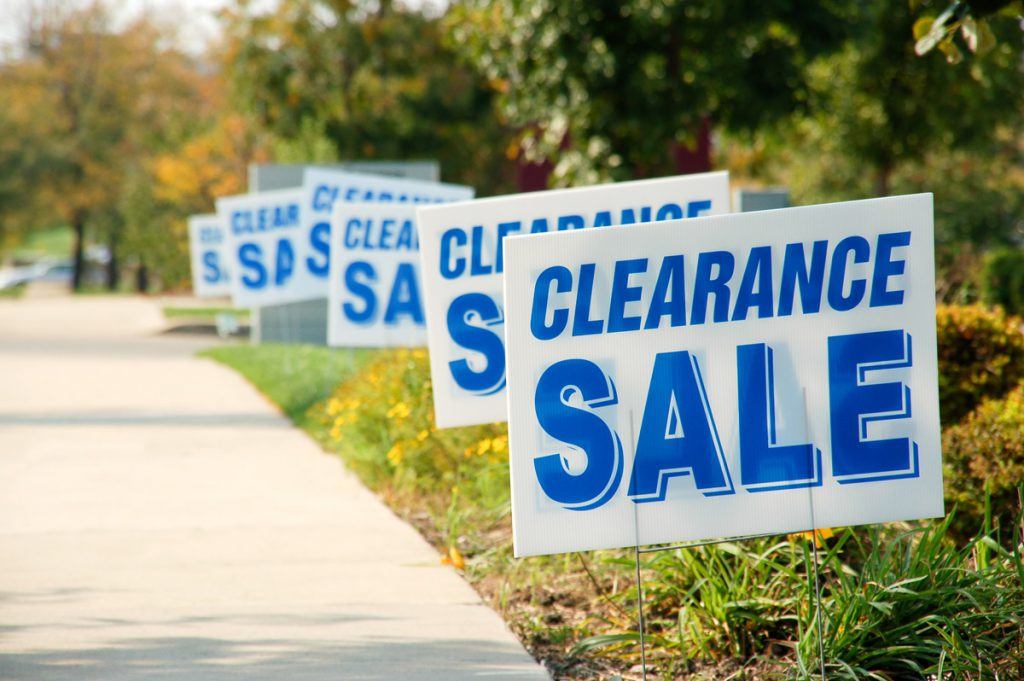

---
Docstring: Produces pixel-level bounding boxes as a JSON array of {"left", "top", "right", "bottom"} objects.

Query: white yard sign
[
  {"left": 503, "top": 194, "right": 942, "bottom": 557},
  {"left": 188, "top": 213, "right": 231, "bottom": 298},
  {"left": 218, "top": 171, "right": 473, "bottom": 309},
  {"left": 302, "top": 168, "right": 473, "bottom": 305},
  {"left": 217, "top": 188, "right": 306, "bottom": 308},
  {"left": 328, "top": 202, "right": 426, "bottom": 347},
  {"left": 418, "top": 171, "right": 731, "bottom": 429}
]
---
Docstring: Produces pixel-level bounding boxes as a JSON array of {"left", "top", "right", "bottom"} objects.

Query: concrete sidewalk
[{"left": 0, "top": 296, "right": 547, "bottom": 680}]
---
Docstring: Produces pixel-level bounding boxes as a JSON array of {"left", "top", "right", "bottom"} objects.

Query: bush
[
  {"left": 936, "top": 304, "right": 1024, "bottom": 424},
  {"left": 944, "top": 383, "right": 1024, "bottom": 544},
  {"left": 981, "top": 248, "right": 1024, "bottom": 316},
  {"left": 308, "top": 348, "right": 511, "bottom": 551},
  {"left": 578, "top": 521, "right": 1024, "bottom": 679},
  {"left": 804, "top": 520, "right": 1024, "bottom": 679}
]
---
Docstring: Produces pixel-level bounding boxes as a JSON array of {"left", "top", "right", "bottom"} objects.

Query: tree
[
  {"left": 815, "top": 2, "right": 1022, "bottom": 196},
  {"left": 2, "top": 3, "right": 137, "bottom": 289},
  {"left": 912, "top": 0, "right": 1023, "bottom": 62},
  {"left": 222, "top": 0, "right": 514, "bottom": 194},
  {"left": 0, "top": 2, "right": 226, "bottom": 291},
  {"left": 723, "top": 1, "right": 1023, "bottom": 300},
  {"left": 124, "top": 113, "right": 268, "bottom": 290},
  {"left": 447, "top": 0, "right": 853, "bottom": 185}
]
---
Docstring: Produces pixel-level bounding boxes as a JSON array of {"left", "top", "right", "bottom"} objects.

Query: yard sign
[
  {"left": 302, "top": 168, "right": 473, "bottom": 305},
  {"left": 327, "top": 202, "right": 426, "bottom": 347},
  {"left": 417, "top": 171, "right": 730, "bottom": 429},
  {"left": 188, "top": 213, "right": 231, "bottom": 298},
  {"left": 217, "top": 188, "right": 306, "bottom": 308},
  {"left": 503, "top": 194, "right": 943, "bottom": 557}
]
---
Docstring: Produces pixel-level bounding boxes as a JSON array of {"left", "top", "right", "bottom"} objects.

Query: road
[{"left": 0, "top": 295, "right": 547, "bottom": 680}]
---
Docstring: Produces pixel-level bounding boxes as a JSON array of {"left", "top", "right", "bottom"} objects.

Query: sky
[
  {"left": 0, "top": 0, "right": 274, "bottom": 55},
  {"left": 0, "top": 0, "right": 446, "bottom": 55}
]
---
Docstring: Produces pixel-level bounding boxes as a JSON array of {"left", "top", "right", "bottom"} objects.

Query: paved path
[{"left": 0, "top": 295, "right": 547, "bottom": 680}]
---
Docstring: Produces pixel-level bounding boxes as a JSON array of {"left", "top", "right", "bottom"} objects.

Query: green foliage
[
  {"left": 0, "top": 4, "right": 219, "bottom": 290},
  {"left": 201, "top": 343, "right": 371, "bottom": 423},
  {"left": 307, "top": 348, "right": 511, "bottom": 548},
  {"left": 11, "top": 227, "right": 73, "bottom": 260},
  {"left": 0, "top": 283, "right": 26, "bottom": 298},
  {"left": 912, "top": 1, "right": 1022, "bottom": 62},
  {"left": 449, "top": 0, "right": 851, "bottom": 184},
  {"left": 802, "top": 521, "right": 1024, "bottom": 679},
  {"left": 640, "top": 539, "right": 804, "bottom": 663},
  {"left": 981, "top": 248, "right": 1024, "bottom": 316},
  {"left": 576, "top": 522, "right": 1024, "bottom": 678},
  {"left": 224, "top": 0, "right": 514, "bottom": 195},
  {"left": 770, "top": 2, "right": 1022, "bottom": 197},
  {"left": 936, "top": 304, "right": 1024, "bottom": 423},
  {"left": 944, "top": 385, "right": 1024, "bottom": 544}
]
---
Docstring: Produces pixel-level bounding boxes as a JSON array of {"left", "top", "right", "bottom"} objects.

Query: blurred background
[{"left": 0, "top": 0, "right": 1021, "bottom": 309}]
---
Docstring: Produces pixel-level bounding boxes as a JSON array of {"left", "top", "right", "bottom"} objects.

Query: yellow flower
[
  {"left": 476, "top": 439, "right": 492, "bottom": 456},
  {"left": 789, "top": 527, "right": 835, "bottom": 548},
  {"left": 440, "top": 546, "right": 465, "bottom": 570},
  {"left": 386, "top": 443, "right": 403, "bottom": 466},
  {"left": 491, "top": 435, "right": 508, "bottom": 453},
  {"left": 386, "top": 402, "right": 411, "bottom": 419},
  {"left": 326, "top": 398, "right": 342, "bottom": 416},
  {"left": 417, "top": 429, "right": 429, "bottom": 442}
]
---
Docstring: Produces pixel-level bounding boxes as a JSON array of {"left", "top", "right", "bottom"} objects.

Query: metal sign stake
[
  {"left": 629, "top": 412, "right": 648, "bottom": 681},
  {"left": 801, "top": 388, "right": 827, "bottom": 681},
  {"left": 624, "top": 389, "right": 831, "bottom": 680}
]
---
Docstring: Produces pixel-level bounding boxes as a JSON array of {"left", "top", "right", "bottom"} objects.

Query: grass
[
  {"left": 12, "top": 227, "right": 72, "bottom": 260},
  {"left": 206, "top": 342, "right": 1024, "bottom": 680},
  {"left": 0, "top": 283, "right": 26, "bottom": 298},
  {"left": 200, "top": 344, "right": 372, "bottom": 424},
  {"left": 164, "top": 306, "right": 249, "bottom": 321}
]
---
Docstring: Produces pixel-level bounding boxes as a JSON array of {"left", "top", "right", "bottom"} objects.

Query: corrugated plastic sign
[
  {"left": 417, "top": 171, "right": 731, "bottom": 429},
  {"left": 503, "top": 194, "right": 943, "bottom": 556},
  {"left": 188, "top": 213, "right": 231, "bottom": 298},
  {"left": 327, "top": 202, "right": 427, "bottom": 347}
]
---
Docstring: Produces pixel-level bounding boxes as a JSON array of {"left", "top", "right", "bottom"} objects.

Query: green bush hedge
[
  {"left": 936, "top": 304, "right": 1024, "bottom": 424},
  {"left": 981, "top": 248, "right": 1024, "bottom": 316},
  {"left": 944, "top": 383, "right": 1024, "bottom": 544},
  {"left": 309, "top": 348, "right": 511, "bottom": 551}
]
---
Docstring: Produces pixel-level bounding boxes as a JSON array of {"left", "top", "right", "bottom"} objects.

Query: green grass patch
[
  {"left": 164, "top": 305, "right": 249, "bottom": 320},
  {"left": 0, "top": 283, "right": 26, "bottom": 298},
  {"left": 12, "top": 227, "right": 72, "bottom": 259},
  {"left": 201, "top": 343, "right": 373, "bottom": 424}
]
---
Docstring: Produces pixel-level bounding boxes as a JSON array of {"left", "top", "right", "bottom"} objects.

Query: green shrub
[
  {"left": 308, "top": 347, "right": 511, "bottom": 551},
  {"left": 981, "top": 248, "right": 1024, "bottom": 316},
  {"left": 944, "top": 384, "right": 1024, "bottom": 544},
  {"left": 578, "top": 521, "right": 1024, "bottom": 679},
  {"left": 801, "top": 520, "right": 1024, "bottom": 680},
  {"left": 642, "top": 538, "right": 803, "bottom": 664},
  {"left": 936, "top": 304, "right": 1024, "bottom": 424}
]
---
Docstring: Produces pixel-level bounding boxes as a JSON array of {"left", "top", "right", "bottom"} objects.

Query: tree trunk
[
  {"left": 105, "top": 236, "right": 119, "bottom": 291},
  {"left": 672, "top": 117, "right": 713, "bottom": 174},
  {"left": 71, "top": 212, "right": 86, "bottom": 292},
  {"left": 874, "top": 163, "right": 893, "bottom": 197},
  {"left": 135, "top": 264, "right": 149, "bottom": 293}
]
